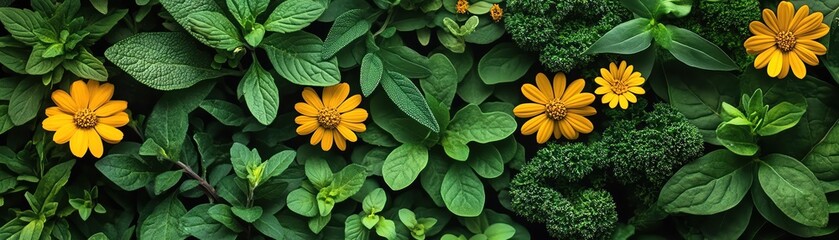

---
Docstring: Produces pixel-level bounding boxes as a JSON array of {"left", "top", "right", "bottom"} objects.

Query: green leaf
[
  {"left": 619, "top": 0, "right": 656, "bottom": 18},
  {"left": 362, "top": 188, "right": 387, "bottom": 214},
  {"left": 287, "top": 189, "right": 319, "bottom": 217},
  {"left": 441, "top": 105, "right": 516, "bottom": 160},
  {"left": 466, "top": 144, "right": 503, "bottom": 178},
  {"left": 8, "top": 79, "right": 45, "bottom": 125},
  {"left": 186, "top": 11, "right": 244, "bottom": 50},
  {"left": 757, "top": 101, "right": 807, "bottom": 136},
  {"left": 63, "top": 48, "right": 108, "bottom": 81},
  {"left": 158, "top": 0, "right": 225, "bottom": 43},
  {"left": 420, "top": 53, "right": 458, "bottom": 108},
  {"left": 230, "top": 143, "right": 261, "bottom": 179},
  {"left": 33, "top": 160, "right": 74, "bottom": 210},
  {"left": 687, "top": 199, "right": 752, "bottom": 240},
  {"left": 153, "top": 170, "right": 182, "bottom": 195},
  {"left": 262, "top": 150, "right": 295, "bottom": 182},
  {"left": 0, "top": 8, "right": 44, "bottom": 44},
  {"left": 716, "top": 123, "right": 758, "bottom": 156},
  {"left": 182, "top": 204, "right": 239, "bottom": 240},
  {"left": 328, "top": 164, "right": 367, "bottom": 201},
  {"left": 207, "top": 204, "right": 244, "bottom": 233},
  {"left": 421, "top": 153, "right": 449, "bottom": 206},
  {"left": 322, "top": 9, "right": 375, "bottom": 59},
  {"left": 199, "top": 100, "right": 247, "bottom": 126},
  {"left": 458, "top": 68, "right": 493, "bottom": 104},
  {"left": 380, "top": 70, "right": 440, "bottom": 132},
  {"left": 25, "top": 44, "right": 63, "bottom": 75},
  {"left": 441, "top": 163, "right": 485, "bottom": 217},
  {"left": 81, "top": 9, "right": 128, "bottom": 45},
  {"left": 377, "top": 46, "right": 431, "bottom": 78},
  {"left": 663, "top": 61, "right": 739, "bottom": 144},
  {"left": 375, "top": 218, "right": 397, "bottom": 240},
  {"left": 305, "top": 158, "right": 333, "bottom": 188},
  {"left": 226, "top": 0, "right": 268, "bottom": 27},
  {"left": 586, "top": 18, "right": 653, "bottom": 55},
  {"left": 265, "top": 0, "right": 326, "bottom": 33},
  {"left": 360, "top": 53, "right": 384, "bottom": 96},
  {"left": 141, "top": 194, "right": 187, "bottom": 240},
  {"left": 231, "top": 206, "right": 263, "bottom": 223},
  {"left": 664, "top": 25, "right": 738, "bottom": 71},
  {"left": 309, "top": 213, "right": 331, "bottom": 233},
  {"left": 477, "top": 42, "right": 535, "bottom": 84},
  {"left": 96, "top": 154, "right": 163, "bottom": 191},
  {"left": 0, "top": 106, "right": 14, "bottom": 135},
  {"left": 0, "top": 45, "right": 28, "bottom": 74},
  {"left": 253, "top": 214, "right": 286, "bottom": 239},
  {"left": 484, "top": 223, "right": 515, "bottom": 240},
  {"left": 245, "top": 23, "right": 266, "bottom": 47},
  {"left": 659, "top": 149, "right": 753, "bottom": 215},
  {"left": 752, "top": 183, "right": 838, "bottom": 237},
  {"left": 370, "top": 95, "right": 432, "bottom": 144},
  {"left": 382, "top": 144, "right": 428, "bottom": 190},
  {"left": 241, "top": 61, "right": 279, "bottom": 125},
  {"left": 90, "top": 0, "right": 108, "bottom": 14},
  {"left": 345, "top": 214, "right": 370, "bottom": 240},
  {"left": 262, "top": 32, "right": 341, "bottom": 86},
  {"left": 105, "top": 32, "right": 229, "bottom": 91},
  {"left": 758, "top": 154, "right": 829, "bottom": 227},
  {"left": 398, "top": 208, "right": 418, "bottom": 227},
  {"left": 802, "top": 119, "right": 839, "bottom": 181}
]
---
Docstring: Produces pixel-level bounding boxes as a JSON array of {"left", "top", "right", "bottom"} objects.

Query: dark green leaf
[
  {"left": 477, "top": 42, "right": 535, "bottom": 84},
  {"left": 758, "top": 154, "right": 829, "bottom": 227},
  {"left": 265, "top": 0, "right": 326, "bottom": 33},
  {"left": 659, "top": 150, "right": 753, "bottom": 215},
  {"left": 382, "top": 144, "right": 428, "bottom": 190},
  {"left": 665, "top": 25, "right": 738, "bottom": 71},
  {"left": 586, "top": 18, "right": 653, "bottom": 54},
  {"left": 241, "top": 61, "right": 279, "bottom": 125},
  {"left": 380, "top": 70, "right": 440, "bottom": 132},
  {"left": 8, "top": 79, "right": 45, "bottom": 125},
  {"left": 262, "top": 32, "right": 341, "bottom": 86},
  {"left": 441, "top": 163, "right": 485, "bottom": 217},
  {"left": 322, "top": 9, "right": 376, "bottom": 59}
]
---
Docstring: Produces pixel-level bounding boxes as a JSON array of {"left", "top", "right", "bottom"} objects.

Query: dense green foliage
[{"left": 673, "top": 0, "right": 761, "bottom": 66}]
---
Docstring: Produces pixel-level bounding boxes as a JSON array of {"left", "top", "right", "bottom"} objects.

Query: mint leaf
[
  {"left": 241, "top": 61, "right": 279, "bottom": 125},
  {"left": 186, "top": 11, "right": 243, "bottom": 50},
  {"left": 261, "top": 32, "right": 341, "bottom": 86},
  {"left": 63, "top": 48, "right": 108, "bottom": 81},
  {"left": 287, "top": 189, "right": 318, "bottom": 217},
  {"left": 441, "top": 105, "right": 516, "bottom": 160},
  {"left": 8, "top": 79, "right": 45, "bottom": 125},
  {"left": 226, "top": 0, "right": 269, "bottom": 27},
  {"left": 26, "top": 44, "right": 63, "bottom": 75},
  {"left": 96, "top": 154, "right": 163, "bottom": 191},
  {"left": 265, "top": 0, "right": 326, "bottom": 33},
  {"left": 441, "top": 163, "right": 485, "bottom": 217},
  {"left": 420, "top": 53, "right": 458, "bottom": 108},
  {"left": 140, "top": 194, "right": 187, "bottom": 240},
  {"left": 182, "top": 204, "right": 239, "bottom": 239},
  {"left": 382, "top": 144, "right": 428, "bottom": 190},
  {"left": 0, "top": 8, "right": 44, "bottom": 44},
  {"left": 199, "top": 99, "right": 247, "bottom": 126}
]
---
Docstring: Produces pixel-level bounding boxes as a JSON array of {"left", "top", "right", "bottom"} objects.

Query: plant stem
[
  {"left": 372, "top": 9, "right": 395, "bottom": 37},
  {"left": 175, "top": 160, "right": 220, "bottom": 202}
]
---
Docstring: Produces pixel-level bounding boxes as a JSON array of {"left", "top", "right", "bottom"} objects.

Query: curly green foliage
[
  {"left": 672, "top": 0, "right": 761, "bottom": 67},
  {"left": 510, "top": 101, "right": 703, "bottom": 239},
  {"left": 504, "top": 0, "right": 631, "bottom": 72}
]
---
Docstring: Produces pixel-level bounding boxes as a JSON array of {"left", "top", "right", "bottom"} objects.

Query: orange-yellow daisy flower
[
  {"left": 490, "top": 4, "right": 503, "bottom": 22},
  {"left": 42, "top": 80, "right": 129, "bottom": 158},
  {"left": 295, "top": 83, "right": 368, "bottom": 151},
  {"left": 744, "top": 1, "right": 829, "bottom": 79},
  {"left": 513, "top": 73, "right": 596, "bottom": 144},
  {"left": 456, "top": 0, "right": 469, "bottom": 14},
  {"left": 594, "top": 61, "right": 646, "bottom": 109}
]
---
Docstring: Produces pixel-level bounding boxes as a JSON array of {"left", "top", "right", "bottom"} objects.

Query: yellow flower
[
  {"left": 456, "top": 0, "right": 469, "bottom": 14},
  {"left": 513, "top": 73, "right": 596, "bottom": 144},
  {"left": 744, "top": 1, "right": 829, "bottom": 79},
  {"left": 42, "top": 80, "right": 129, "bottom": 158},
  {"left": 295, "top": 83, "right": 368, "bottom": 151},
  {"left": 594, "top": 61, "right": 646, "bottom": 109},
  {"left": 490, "top": 4, "right": 503, "bottom": 22}
]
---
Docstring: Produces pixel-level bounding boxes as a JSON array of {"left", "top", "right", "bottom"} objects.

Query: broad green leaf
[
  {"left": 688, "top": 199, "right": 752, "bottom": 240},
  {"left": 182, "top": 204, "right": 239, "bottom": 240},
  {"left": 265, "top": 0, "right": 326, "bottom": 33},
  {"left": 664, "top": 61, "right": 739, "bottom": 144},
  {"left": 309, "top": 214, "right": 331, "bottom": 233},
  {"left": 716, "top": 123, "right": 758, "bottom": 156},
  {"left": 241, "top": 61, "right": 279, "bottom": 125},
  {"left": 63, "top": 48, "right": 108, "bottom": 81},
  {"left": 199, "top": 100, "right": 247, "bottom": 126},
  {"left": 370, "top": 94, "right": 433, "bottom": 144},
  {"left": 145, "top": 81, "right": 215, "bottom": 159},
  {"left": 380, "top": 70, "right": 440, "bottom": 132},
  {"left": 360, "top": 53, "right": 384, "bottom": 96},
  {"left": 752, "top": 184, "right": 838, "bottom": 237},
  {"left": 345, "top": 214, "right": 370, "bottom": 240},
  {"left": 25, "top": 44, "right": 62, "bottom": 75},
  {"left": 305, "top": 158, "right": 333, "bottom": 188},
  {"left": 226, "top": 0, "right": 269, "bottom": 27},
  {"left": 0, "top": 8, "right": 43, "bottom": 44},
  {"left": 0, "top": 45, "right": 28, "bottom": 74},
  {"left": 441, "top": 163, "right": 485, "bottom": 217},
  {"left": 231, "top": 206, "right": 263, "bottom": 223},
  {"left": 420, "top": 54, "right": 458, "bottom": 108},
  {"left": 458, "top": 68, "right": 493, "bottom": 104},
  {"left": 105, "top": 32, "right": 229, "bottom": 90},
  {"left": 466, "top": 144, "right": 503, "bottom": 178},
  {"left": 382, "top": 144, "right": 428, "bottom": 190},
  {"left": 362, "top": 188, "right": 386, "bottom": 214},
  {"left": 421, "top": 153, "right": 449, "bottom": 206},
  {"left": 33, "top": 160, "right": 74, "bottom": 210},
  {"left": 245, "top": 23, "right": 266, "bottom": 47},
  {"left": 665, "top": 25, "right": 738, "bottom": 71},
  {"left": 207, "top": 204, "right": 244, "bottom": 232},
  {"left": 757, "top": 101, "right": 806, "bottom": 136},
  {"left": 758, "top": 154, "right": 829, "bottom": 227},
  {"left": 586, "top": 18, "right": 653, "bottom": 55},
  {"left": 140, "top": 194, "right": 187, "bottom": 240},
  {"left": 328, "top": 164, "right": 367, "bottom": 201},
  {"left": 81, "top": 9, "right": 128, "bottom": 45},
  {"left": 96, "top": 154, "right": 163, "bottom": 191},
  {"left": 477, "top": 42, "right": 535, "bottom": 84},
  {"left": 377, "top": 46, "right": 431, "bottom": 78},
  {"left": 186, "top": 11, "right": 243, "bottom": 50},
  {"left": 159, "top": 0, "right": 225, "bottom": 43},
  {"left": 467, "top": 1, "right": 492, "bottom": 14},
  {"left": 262, "top": 150, "right": 295, "bottom": 182},
  {"left": 824, "top": 15, "right": 839, "bottom": 83},
  {"left": 253, "top": 214, "right": 288, "bottom": 239},
  {"left": 659, "top": 149, "right": 753, "bottom": 215},
  {"left": 802, "top": 120, "right": 839, "bottom": 181},
  {"left": 441, "top": 105, "right": 516, "bottom": 161},
  {"left": 287, "top": 189, "right": 319, "bottom": 217},
  {"left": 262, "top": 32, "right": 341, "bottom": 86},
  {"left": 463, "top": 15, "right": 505, "bottom": 44},
  {"left": 375, "top": 218, "right": 397, "bottom": 240},
  {"left": 484, "top": 223, "right": 515, "bottom": 240},
  {"left": 619, "top": 0, "right": 657, "bottom": 18},
  {"left": 322, "top": 9, "right": 376, "bottom": 59},
  {"left": 153, "top": 170, "right": 182, "bottom": 195},
  {"left": 230, "top": 143, "right": 261, "bottom": 179},
  {"left": 8, "top": 79, "right": 45, "bottom": 125}
]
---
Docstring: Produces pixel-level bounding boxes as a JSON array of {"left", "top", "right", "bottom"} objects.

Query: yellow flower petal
[
  {"left": 324, "top": 83, "right": 349, "bottom": 108},
  {"left": 295, "top": 115, "right": 316, "bottom": 125},
  {"left": 794, "top": 11, "right": 822, "bottom": 35},
  {"left": 341, "top": 109, "right": 368, "bottom": 123},
  {"left": 88, "top": 82, "right": 114, "bottom": 110},
  {"left": 761, "top": 9, "right": 780, "bottom": 33},
  {"left": 628, "top": 87, "right": 646, "bottom": 95},
  {"left": 778, "top": 52, "right": 791, "bottom": 79},
  {"left": 789, "top": 5, "right": 810, "bottom": 31},
  {"left": 619, "top": 95, "right": 628, "bottom": 109},
  {"left": 600, "top": 68, "right": 614, "bottom": 82},
  {"left": 53, "top": 124, "right": 76, "bottom": 144},
  {"left": 602, "top": 92, "right": 617, "bottom": 104},
  {"left": 334, "top": 131, "right": 347, "bottom": 151},
  {"left": 513, "top": 103, "right": 545, "bottom": 118},
  {"left": 609, "top": 62, "right": 618, "bottom": 76},
  {"left": 87, "top": 130, "right": 104, "bottom": 158},
  {"left": 608, "top": 96, "right": 619, "bottom": 108},
  {"left": 98, "top": 112, "right": 129, "bottom": 127},
  {"left": 569, "top": 106, "right": 596, "bottom": 116},
  {"left": 797, "top": 40, "right": 827, "bottom": 55},
  {"left": 796, "top": 24, "right": 829, "bottom": 40},
  {"left": 295, "top": 103, "right": 319, "bottom": 116},
  {"left": 618, "top": 61, "right": 627, "bottom": 76},
  {"left": 565, "top": 93, "right": 594, "bottom": 108},
  {"left": 625, "top": 93, "right": 637, "bottom": 103},
  {"left": 52, "top": 90, "right": 78, "bottom": 113},
  {"left": 296, "top": 121, "right": 319, "bottom": 135},
  {"left": 789, "top": 52, "right": 807, "bottom": 79},
  {"left": 337, "top": 95, "right": 362, "bottom": 113},
  {"left": 42, "top": 114, "right": 73, "bottom": 131},
  {"left": 45, "top": 106, "right": 64, "bottom": 116},
  {"left": 95, "top": 124, "right": 123, "bottom": 144},
  {"left": 767, "top": 49, "right": 784, "bottom": 77},
  {"left": 594, "top": 77, "right": 609, "bottom": 87},
  {"left": 521, "top": 114, "right": 546, "bottom": 135},
  {"left": 552, "top": 73, "right": 566, "bottom": 99},
  {"left": 70, "top": 80, "right": 90, "bottom": 109},
  {"left": 321, "top": 129, "right": 334, "bottom": 151},
  {"left": 559, "top": 120, "right": 578, "bottom": 140},
  {"left": 536, "top": 119, "right": 554, "bottom": 144},
  {"left": 70, "top": 129, "right": 89, "bottom": 158},
  {"left": 95, "top": 100, "right": 127, "bottom": 117},
  {"left": 302, "top": 87, "right": 324, "bottom": 109},
  {"left": 754, "top": 46, "right": 777, "bottom": 68},
  {"left": 535, "top": 73, "right": 554, "bottom": 100},
  {"left": 794, "top": 47, "right": 819, "bottom": 65},
  {"left": 521, "top": 84, "right": 548, "bottom": 104},
  {"left": 594, "top": 86, "right": 610, "bottom": 95},
  {"left": 744, "top": 35, "right": 776, "bottom": 53},
  {"left": 553, "top": 122, "right": 562, "bottom": 139},
  {"left": 622, "top": 64, "right": 634, "bottom": 81},
  {"left": 560, "top": 79, "right": 585, "bottom": 101},
  {"left": 343, "top": 122, "right": 366, "bottom": 132},
  {"left": 566, "top": 113, "right": 594, "bottom": 134},
  {"left": 625, "top": 77, "right": 645, "bottom": 86},
  {"left": 337, "top": 125, "right": 358, "bottom": 142},
  {"left": 310, "top": 127, "right": 324, "bottom": 145},
  {"left": 777, "top": 1, "right": 794, "bottom": 31}
]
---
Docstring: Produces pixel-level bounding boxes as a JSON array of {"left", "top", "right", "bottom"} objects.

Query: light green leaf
[
  {"left": 262, "top": 32, "right": 341, "bottom": 86},
  {"left": 466, "top": 144, "right": 504, "bottom": 178},
  {"left": 159, "top": 0, "right": 225, "bottom": 43},
  {"left": 659, "top": 150, "right": 753, "bottom": 215},
  {"left": 0, "top": 7, "right": 43, "bottom": 44},
  {"left": 441, "top": 105, "right": 516, "bottom": 161},
  {"left": 716, "top": 123, "right": 759, "bottom": 156},
  {"left": 262, "top": 150, "right": 295, "bottom": 182},
  {"left": 380, "top": 70, "right": 440, "bottom": 132},
  {"left": 362, "top": 188, "right": 387, "bottom": 214},
  {"left": 230, "top": 143, "right": 261, "bottom": 179},
  {"left": 322, "top": 9, "right": 375, "bottom": 59},
  {"left": 758, "top": 154, "right": 829, "bottom": 227},
  {"left": 309, "top": 213, "right": 331, "bottom": 233},
  {"left": 265, "top": 0, "right": 326, "bottom": 33},
  {"left": 484, "top": 223, "right": 515, "bottom": 240},
  {"left": 382, "top": 144, "right": 428, "bottom": 190},
  {"left": 375, "top": 218, "right": 397, "bottom": 240},
  {"left": 360, "top": 53, "right": 384, "bottom": 96},
  {"left": 586, "top": 18, "right": 653, "bottom": 55},
  {"left": 345, "top": 214, "right": 370, "bottom": 240},
  {"left": 477, "top": 42, "right": 535, "bottom": 84},
  {"left": 186, "top": 11, "right": 244, "bottom": 50},
  {"left": 241, "top": 61, "right": 279, "bottom": 125},
  {"left": 665, "top": 25, "right": 738, "bottom": 71},
  {"left": 757, "top": 101, "right": 807, "bottom": 136},
  {"left": 25, "top": 44, "right": 63, "bottom": 75},
  {"left": 207, "top": 204, "right": 244, "bottom": 233},
  {"left": 287, "top": 189, "right": 319, "bottom": 217},
  {"left": 328, "top": 164, "right": 367, "bottom": 201},
  {"left": 305, "top": 158, "right": 333, "bottom": 188},
  {"left": 226, "top": 0, "right": 269, "bottom": 27},
  {"left": 441, "top": 163, "right": 485, "bottom": 217}
]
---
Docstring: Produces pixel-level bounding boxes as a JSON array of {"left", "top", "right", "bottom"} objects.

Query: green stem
[{"left": 372, "top": 9, "right": 395, "bottom": 37}]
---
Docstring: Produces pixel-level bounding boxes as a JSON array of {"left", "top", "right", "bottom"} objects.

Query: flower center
[
  {"left": 775, "top": 31, "right": 797, "bottom": 52},
  {"left": 456, "top": 0, "right": 469, "bottom": 14},
  {"left": 317, "top": 107, "right": 341, "bottom": 129},
  {"left": 73, "top": 108, "right": 97, "bottom": 128},
  {"left": 545, "top": 99, "right": 568, "bottom": 121},
  {"left": 611, "top": 80, "right": 629, "bottom": 95},
  {"left": 490, "top": 4, "right": 503, "bottom": 22}
]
